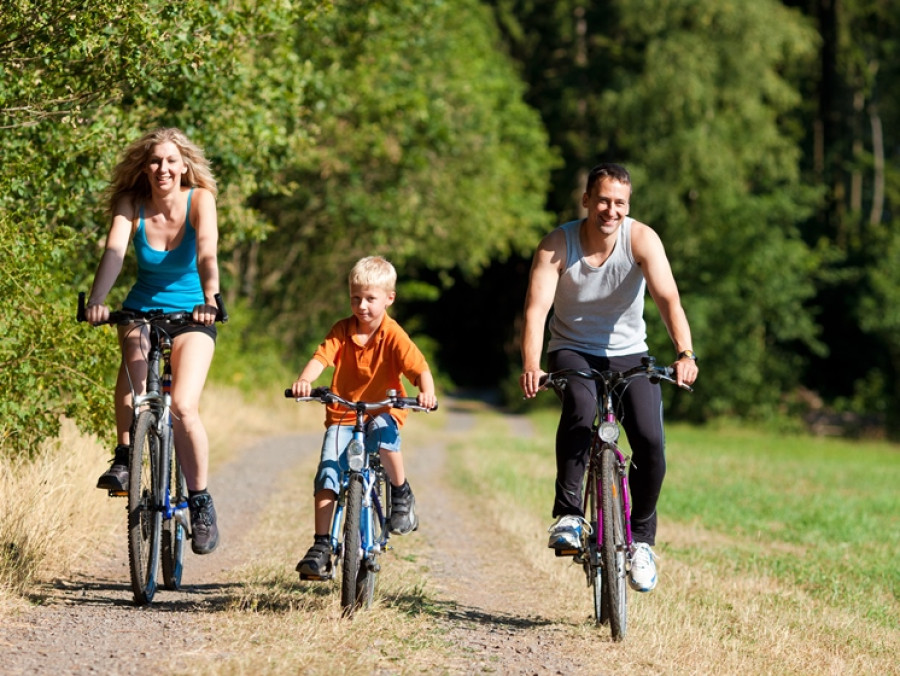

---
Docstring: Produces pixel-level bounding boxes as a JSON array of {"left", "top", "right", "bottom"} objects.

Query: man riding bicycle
[{"left": 519, "top": 163, "right": 699, "bottom": 592}]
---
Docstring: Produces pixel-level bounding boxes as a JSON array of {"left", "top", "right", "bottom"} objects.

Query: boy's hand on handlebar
[
  {"left": 292, "top": 378, "right": 313, "bottom": 399},
  {"left": 519, "top": 369, "right": 547, "bottom": 399},
  {"left": 417, "top": 391, "right": 437, "bottom": 410}
]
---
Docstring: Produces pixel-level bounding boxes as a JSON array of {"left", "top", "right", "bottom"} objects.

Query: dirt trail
[{"left": 0, "top": 405, "right": 610, "bottom": 675}]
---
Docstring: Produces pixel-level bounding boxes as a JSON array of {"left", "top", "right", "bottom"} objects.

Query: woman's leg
[{"left": 168, "top": 331, "right": 215, "bottom": 491}]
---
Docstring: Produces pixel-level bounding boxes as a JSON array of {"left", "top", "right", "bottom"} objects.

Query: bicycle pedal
[
  {"left": 107, "top": 490, "right": 128, "bottom": 498},
  {"left": 555, "top": 548, "right": 580, "bottom": 557},
  {"left": 299, "top": 572, "right": 333, "bottom": 582}
]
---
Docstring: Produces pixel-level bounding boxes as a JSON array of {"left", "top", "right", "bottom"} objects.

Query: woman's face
[{"left": 144, "top": 141, "right": 187, "bottom": 193}]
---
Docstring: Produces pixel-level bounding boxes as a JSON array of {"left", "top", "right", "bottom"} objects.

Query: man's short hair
[{"left": 586, "top": 163, "right": 631, "bottom": 194}]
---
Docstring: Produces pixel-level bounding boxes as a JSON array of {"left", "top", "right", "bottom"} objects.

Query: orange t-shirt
[{"left": 312, "top": 314, "right": 430, "bottom": 428}]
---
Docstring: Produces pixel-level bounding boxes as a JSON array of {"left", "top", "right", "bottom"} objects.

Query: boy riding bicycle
[{"left": 291, "top": 256, "right": 437, "bottom": 579}]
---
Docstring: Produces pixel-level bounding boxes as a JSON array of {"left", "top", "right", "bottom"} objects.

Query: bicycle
[
  {"left": 77, "top": 292, "right": 228, "bottom": 605},
  {"left": 285, "top": 386, "right": 437, "bottom": 616},
  {"left": 537, "top": 356, "right": 691, "bottom": 641}
]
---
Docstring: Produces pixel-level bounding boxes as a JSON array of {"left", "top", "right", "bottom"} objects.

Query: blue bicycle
[{"left": 285, "top": 387, "right": 436, "bottom": 615}]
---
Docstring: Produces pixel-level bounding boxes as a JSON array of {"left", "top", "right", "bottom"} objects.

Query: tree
[
  {"left": 240, "top": 0, "right": 557, "bottom": 349},
  {"left": 488, "top": 0, "right": 823, "bottom": 418}
]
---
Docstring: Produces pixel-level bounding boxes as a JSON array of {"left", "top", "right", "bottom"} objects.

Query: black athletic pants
[{"left": 547, "top": 349, "right": 666, "bottom": 545}]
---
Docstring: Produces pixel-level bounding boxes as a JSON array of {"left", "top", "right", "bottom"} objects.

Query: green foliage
[
  {"left": 0, "top": 0, "right": 328, "bottom": 453},
  {"left": 0, "top": 0, "right": 555, "bottom": 452},
  {"left": 243, "top": 0, "right": 558, "bottom": 347},
  {"left": 490, "top": 0, "right": 824, "bottom": 420}
]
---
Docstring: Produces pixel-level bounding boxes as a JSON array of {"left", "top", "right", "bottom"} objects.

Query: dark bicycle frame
[
  {"left": 77, "top": 292, "right": 227, "bottom": 604},
  {"left": 540, "top": 355, "right": 690, "bottom": 640}
]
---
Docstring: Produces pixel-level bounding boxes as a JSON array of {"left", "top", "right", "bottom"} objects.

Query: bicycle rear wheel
[
  {"left": 341, "top": 475, "right": 364, "bottom": 616},
  {"left": 128, "top": 411, "right": 162, "bottom": 605},
  {"left": 161, "top": 424, "right": 187, "bottom": 590},
  {"left": 600, "top": 445, "right": 628, "bottom": 641}
]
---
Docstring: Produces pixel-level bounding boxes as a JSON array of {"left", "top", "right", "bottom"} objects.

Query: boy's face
[{"left": 349, "top": 284, "right": 395, "bottom": 327}]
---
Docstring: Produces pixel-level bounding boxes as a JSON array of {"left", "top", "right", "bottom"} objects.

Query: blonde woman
[{"left": 85, "top": 128, "right": 222, "bottom": 555}]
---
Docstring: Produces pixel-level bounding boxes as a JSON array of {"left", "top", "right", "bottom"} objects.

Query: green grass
[{"left": 450, "top": 408, "right": 900, "bottom": 628}]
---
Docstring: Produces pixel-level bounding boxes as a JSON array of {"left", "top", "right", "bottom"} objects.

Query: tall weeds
[{"left": 0, "top": 419, "right": 119, "bottom": 601}]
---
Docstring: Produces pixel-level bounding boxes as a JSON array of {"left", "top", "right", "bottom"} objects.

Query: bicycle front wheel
[
  {"left": 355, "top": 472, "right": 385, "bottom": 610},
  {"left": 600, "top": 445, "right": 627, "bottom": 641},
  {"left": 341, "top": 475, "right": 364, "bottom": 616},
  {"left": 128, "top": 411, "right": 162, "bottom": 605},
  {"left": 585, "top": 458, "right": 606, "bottom": 626},
  {"left": 161, "top": 424, "right": 187, "bottom": 590}
]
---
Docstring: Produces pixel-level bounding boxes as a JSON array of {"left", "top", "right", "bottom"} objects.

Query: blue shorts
[{"left": 314, "top": 413, "right": 401, "bottom": 494}]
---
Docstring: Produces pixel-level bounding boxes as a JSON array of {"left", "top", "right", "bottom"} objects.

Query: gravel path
[{"left": 1, "top": 406, "right": 611, "bottom": 675}]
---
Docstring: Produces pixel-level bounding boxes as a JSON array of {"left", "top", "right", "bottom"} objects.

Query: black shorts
[{"left": 122, "top": 308, "right": 217, "bottom": 343}]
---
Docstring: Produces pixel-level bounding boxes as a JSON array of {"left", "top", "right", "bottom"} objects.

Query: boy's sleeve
[{"left": 312, "top": 320, "right": 346, "bottom": 367}]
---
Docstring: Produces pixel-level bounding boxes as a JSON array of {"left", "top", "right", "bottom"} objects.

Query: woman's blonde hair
[
  {"left": 349, "top": 256, "right": 397, "bottom": 292},
  {"left": 106, "top": 127, "right": 217, "bottom": 214}
]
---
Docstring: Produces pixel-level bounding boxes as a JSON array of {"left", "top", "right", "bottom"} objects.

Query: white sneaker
[
  {"left": 629, "top": 542, "right": 658, "bottom": 592},
  {"left": 547, "top": 515, "right": 589, "bottom": 550}
]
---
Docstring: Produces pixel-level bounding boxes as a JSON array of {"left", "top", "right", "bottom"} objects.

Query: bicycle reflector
[
  {"left": 598, "top": 421, "right": 619, "bottom": 443},
  {"left": 347, "top": 439, "right": 365, "bottom": 471}
]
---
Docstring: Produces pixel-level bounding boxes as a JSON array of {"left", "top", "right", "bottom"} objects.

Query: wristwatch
[{"left": 677, "top": 350, "right": 697, "bottom": 362}]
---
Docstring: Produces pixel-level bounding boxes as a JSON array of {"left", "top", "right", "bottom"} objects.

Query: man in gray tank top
[{"left": 519, "top": 163, "right": 699, "bottom": 592}]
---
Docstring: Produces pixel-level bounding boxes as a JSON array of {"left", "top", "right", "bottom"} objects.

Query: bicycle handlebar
[
  {"left": 539, "top": 357, "right": 693, "bottom": 393},
  {"left": 76, "top": 291, "right": 229, "bottom": 325},
  {"left": 284, "top": 386, "right": 438, "bottom": 413}
]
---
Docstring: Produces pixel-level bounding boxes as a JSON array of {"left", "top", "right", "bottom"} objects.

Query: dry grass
[
  {"left": 0, "top": 419, "right": 121, "bottom": 604},
  {"left": 0, "top": 384, "right": 311, "bottom": 612},
  {"left": 4, "top": 390, "right": 897, "bottom": 675}
]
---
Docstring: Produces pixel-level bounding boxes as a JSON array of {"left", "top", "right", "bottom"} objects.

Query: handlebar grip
[
  {"left": 284, "top": 388, "right": 293, "bottom": 398},
  {"left": 214, "top": 293, "right": 228, "bottom": 323},
  {"left": 77, "top": 292, "right": 86, "bottom": 323}
]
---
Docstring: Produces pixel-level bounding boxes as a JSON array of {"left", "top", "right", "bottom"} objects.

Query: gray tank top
[{"left": 547, "top": 218, "right": 648, "bottom": 357}]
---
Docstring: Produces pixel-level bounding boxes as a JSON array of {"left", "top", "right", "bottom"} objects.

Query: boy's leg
[
  {"left": 297, "top": 489, "right": 336, "bottom": 579},
  {"left": 368, "top": 414, "right": 418, "bottom": 535},
  {"left": 298, "top": 425, "right": 347, "bottom": 580}
]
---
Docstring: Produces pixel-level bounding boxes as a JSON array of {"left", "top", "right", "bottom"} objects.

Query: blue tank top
[{"left": 123, "top": 189, "right": 204, "bottom": 313}]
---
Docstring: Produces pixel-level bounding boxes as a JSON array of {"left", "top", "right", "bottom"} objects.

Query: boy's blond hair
[{"left": 349, "top": 256, "right": 397, "bottom": 292}]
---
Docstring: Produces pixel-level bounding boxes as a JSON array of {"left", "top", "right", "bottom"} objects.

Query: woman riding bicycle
[{"left": 84, "top": 127, "right": 222, "bottom": 556}]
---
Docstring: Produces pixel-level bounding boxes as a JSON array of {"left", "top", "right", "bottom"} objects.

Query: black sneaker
[
  {"left": 296, "top": 538, "right": 332, "bottom": 580},
  {"left": 96, "top": 445, "right": 130, "bottom": 491},
  {"left": 189, "top": 493, "right": 219, "bottom": 555},
  {"left": 389, "top": 482, "right": 418, "bottom": 535}
]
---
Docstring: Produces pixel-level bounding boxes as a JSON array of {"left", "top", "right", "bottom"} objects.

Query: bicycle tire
[
  {"left": 584, "top": 458, "right": 606, "bottom": 626},
  {"left": 341, "top": 475, "right": 364, "bottom": 616},
  {"left": 600, "top": 445, "right": 627, "bottom": 641},
  {"left": 161, "top": 423, "right": 187, "bottom": 590},
  {"left": 355, "top": 471, "right": 385, "bottom": 609},
  {"left": 128, "top": 411, "right": 162, "bottom": 605}
]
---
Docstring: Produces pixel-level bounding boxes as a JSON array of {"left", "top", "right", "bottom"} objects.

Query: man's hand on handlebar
[{"left": 520, "top": 369, "right": 547, "bottom": 399}]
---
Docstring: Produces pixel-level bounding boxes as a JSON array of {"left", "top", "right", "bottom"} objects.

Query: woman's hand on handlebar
[
  {"left": 520, "top": 368, "right": 547, "bottom": 399},
  {"left": 192, "top": 302, "right": 219, "bottom": 326},
  {"left": 84, "top": 302, "right": 111, "bottom": 325}
]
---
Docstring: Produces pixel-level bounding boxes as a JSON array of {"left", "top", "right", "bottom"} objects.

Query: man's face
[{"left": 582, "top": 178, "right": 631, "bottom": 235}]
